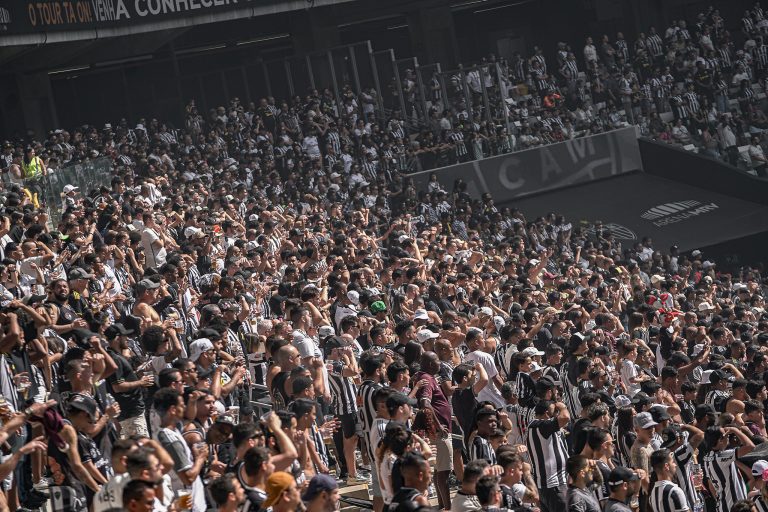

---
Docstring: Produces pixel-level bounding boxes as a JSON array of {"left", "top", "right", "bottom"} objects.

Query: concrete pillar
[
  {"left": 16, "top": 72, "right": 59, "bottom": 139},
  {"left": 407, "top": 5, "right": 459, "bottom": 67},
  {"left": 290, "top": 9, "right": 341, "bottom": 54}
]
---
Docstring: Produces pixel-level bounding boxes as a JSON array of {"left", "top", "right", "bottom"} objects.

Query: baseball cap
[
  {"left": 698, "top": 301, "right": 715, "bottom": 312},
  {"left": 631, "top": 392, "right": 652, "bottom": 408},
  {"left": 104, "top": 323, "right": 134, "bottom": 340},
  {"left": 608, "top": 466, "right": 640, "bottom": 486},
  {"left": 414, "top": 309, "right": 429, "bottom": 321},
  {"left": 521, "top": 347, "right": 545, "bottom": 357},
  {"left": 478, "top": 306, "right": 493, "bottom": 317},
  {"left": 694, "top": 403, "right": 716, "bottom": 420},
  {"left": 660, "top": 425, "right": 681, "bottom": 448},
  {"left": 649, "top": 404, "right": 671, "bottom": 423},
  {"left": 67, "top": 393, "right": 98, "bottom": 420},
  {"left": 386, "top": 392, "right": 418, "bottom": 411},
  {"left": 416, "top": 329, "right": 439, "bottom": 344},
  {"left": 633, "top": 411, "right": 658, "bottom": 429},
  {"left": 346, "top": 291, "right": 360, "bottom": 305},
  {"left": 370, "top": 301, "right": 387, "bottom": 314},
  {"left": 263, "top": 472, "right": 296, "bottom": 508},
  {"left": 302, "top": 474, "right": 338, "bottom": 501},
  {"left": 710, "top": 369, "right": 735, "bottom": 384},
  {"left": 68, "top": 267, "right": 94, "bottom": 280},
  {"left": 614, "top": 395, "right": 632, "bottom": 408},
  {"left": 188, "top": 338, "right": 214, "bottom": 362},
  {"left": 752, "top": 460, "right": 768, "bottom": 477},
  {"left": 137, "top": 278, "right": 160, "bottom": 291},
  {"left": 62, "top": 184, "right": 79, "bottom": 194},
  {"left": 318, "top": 325, "right": 335, "bottom": 338},
  {"left": 493, "top": 316, "right": 506, "bottom": 332}
]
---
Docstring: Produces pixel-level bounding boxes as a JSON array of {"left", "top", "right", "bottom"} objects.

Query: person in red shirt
[{"left": 413, "top": 351, "right": 453, "bottom": 510}]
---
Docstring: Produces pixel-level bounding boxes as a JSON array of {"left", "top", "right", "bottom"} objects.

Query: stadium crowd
[{"left": 0, "top": 4, "right": 768, "bottom": 512}]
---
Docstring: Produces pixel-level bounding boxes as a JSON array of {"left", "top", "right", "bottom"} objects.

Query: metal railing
[{"left": 42, "top": 156, "right": 114, "bottom": 224}]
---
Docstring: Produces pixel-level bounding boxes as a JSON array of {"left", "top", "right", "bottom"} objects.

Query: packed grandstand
[{"left": 0, "top": 3, "right": 768, "bottom": 512}]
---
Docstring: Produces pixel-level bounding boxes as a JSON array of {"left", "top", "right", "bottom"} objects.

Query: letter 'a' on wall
[{"left": 411, "top": 126, "right": 642, "bottom": 203}]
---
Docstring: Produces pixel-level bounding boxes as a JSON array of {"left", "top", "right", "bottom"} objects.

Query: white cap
[
  {"left": 651, "top": 274, "right": 664, "bottom": 284},
  {"left": 691, "top": 249, "right": 702, "bottom": 257},
  {"left": 62, "top": 184, "right": 79, "bottom": 194},
  {"left": 521, "top": 347, "right": 545, "bottom": 357},
  {"left": 478, "top": 306, "right": 493, "bottom": 317},
  {"left": 184, "top": 226, "right": 203, "bottom": 239},
  {"left": 752, "top": 460, "right": 768, "bottom": 477},
  {"left": 347, "top": 291, "right": 360, "bottom": 305},
  {"left": 698, "top": 302, "right": 714, "bottom": 312},
  {"left": 318, "top": 325, "right": 335, "bottom": 338},
  {"left": 416, "top": 329, "right": 439, "bottom": 343},
  {"left": 189, "top": 338, "right": 214, "bottom": 362},
  {"left": 702, "top": 260, "right": 715, "bottom": 269},
  {"left": 614, "top": 395, "right": 632, "bottom": 408},
  {"left": 493, "top": 316, "right": 506, "bottom": 332},
  {"left": 509, "top": 483, "right": 527, "bottom": 502},
  {"left": 414, "top": 309, "right": 429, "bottom": 321}
]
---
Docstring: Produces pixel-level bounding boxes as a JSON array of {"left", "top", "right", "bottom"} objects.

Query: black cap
[
  {"left": 649, "top": 405, "right": 671, "bottom": 422},
  {"left": 631, "top": 392, "right": 652, "bottom": 407},
  {"left": 323, "top": 336, "right": 346, "bottom": 356},
  {"left": 386, "top": 392, "right": 417, "bottom": 411},
  {"left": 104, "top": 323, "right": 134, "bottom": 340},
  {"left": 608, "top": 466, "right": 640, "bottom": 486},
  {"left": 640, "top": 381, "right": 661, "bottom": 395},
  {"left": 66, "top": 393, "right": 98, "bottom": 419},
  {"left": 535, "top": 376, "right": 559, "bottom": 393},
  {"left": 660, "top": 425, "right": 681, "bottom": 448},
  {"left": 694, "top": 403, "right": 716, "bottom": 420},
  {"left": 710, "top": 369, "right": 735, "bottom": 384}
]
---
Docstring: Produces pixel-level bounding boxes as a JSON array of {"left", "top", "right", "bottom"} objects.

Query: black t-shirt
[
  {"left": 105, "top": 350, "right": 145, "bottom": 420},
  {"left": 452, "top": 386, "right": 478, "bottom": 437},
  {"left": 569, "top": 417, "right": 591, "bottom": 456},
  {"left": 535, "top": 326, "right": 553, "bottom": 351},
  {"left": 78, "top": 431, "right": 112, "bottom": 480},
  {"left": 388, "top": 486, "right": 423, "bottom": 512}
]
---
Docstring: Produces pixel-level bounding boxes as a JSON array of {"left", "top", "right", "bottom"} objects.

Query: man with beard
[
  {"left": 303, "top": 474, "right": 340, "bottom": 512},
  {"left": 105, "top": 323, "right": 154, "bottom": 437},
  {"left": 45, "top": 277, "right": 89, "bottom": 337},
  {"left": 565, "top": 455, "right": 602, "bottom": 512}
]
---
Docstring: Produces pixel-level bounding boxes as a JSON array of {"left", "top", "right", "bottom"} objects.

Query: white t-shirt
[
  {"left": 141, "top": 227, "right": 167, "bottom": 268},
  {"left": 93, "top": 472, "right": 131, "bottom": 512},
  {"left": 621, "top": 359, "right": 641, "bottom": 396},
  {"left": 379, "top": 452, "right": 397, "bottom": 504},
  {"left": 155, "top": 427, "right": 206, "bottom": 512},
  {"left": 464, "top": 350, "right": 505, "bottom": 407},
  {"left": 293, "top": 330, "right": 320, "bottom": 359}
]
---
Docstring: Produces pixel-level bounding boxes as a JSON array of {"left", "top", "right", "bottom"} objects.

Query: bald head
[
  {"left": 420, "top": 351, "right": 440, "bottom": 375},
  {"left": 276, "top": 345, "right": 299, "bottom": 369}
]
